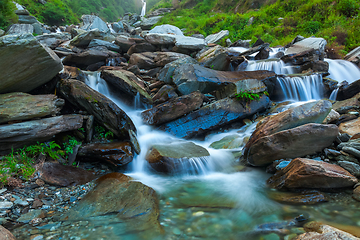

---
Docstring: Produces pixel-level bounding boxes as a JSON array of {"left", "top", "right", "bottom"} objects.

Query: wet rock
[
  {"left": 215, "top": 78, "right": 267, "bottom": 99},
  {"left": 114, "top": 35, "right": 136, "bottom": 52},
  {"left": 36, "top": 33, "right": 71, "bottom": 49},
  {"left": 174, "top": 35, "right": 206, "bottom": 52},
  {"left": 145, "top": 33, "right": 177, "bottom": 45},
  {"left": 205, "top": 30, "right": 229, "bottom": 44},
  {"left": 145, "top": 142, "right": 210, "bottom": 173},
  {"left": 149, "top": 24, "right": 183, "bottom": 35},
  {"left": 345, "top": 46, "right": 360, "bottom": 67},
  {"left": 18, "top": 14, "right": 39, "bottom": 24},
  {"left": 78, "top": 142, "right": 133, "bottom": 169},
  {"left": 36, "top": 162, "right": 97, "bottom": 187},
  {"left": 171, "top": 63, "right": 276, "bottom": 95},
  {"left": 57, "top": 79, "right": 136, "bottom": 139},
  {"left": 268, "top": 190, "right": 327, "bottom": 205},
  {"left": 60, "top": 172, "right": 162, "bottom": 237},
  {"left": 338, "top": 139, "right": 360, "bottom": 151},
  {"left": 88, "top": 39, "right": 121, "bottom": 52},
  {"left": 127, "top": 42, "right": 156, "bottom": 55},
  {"left": 244, "top": 100, "right": 332, "bottom": 158},
  {"left": 337, "top": 79, "right": 360, "bottom": 101},
  {"left": 247, "top": 124, "right": 338, "bottom": 166},
  {"left": 267, "top": 158, "right": 358, "bottom": 190},
  {"left": 158, "top": 56, "right": 197, "bottom": 84},
  {"left": 197, "top": 45, "right": 230, "bottom": 71},
  {"left": 296, "top": 221, "right": 360, "bottom": 240},
  {"left": 337, "top": 161, "right": 360, "bottom": 177},
  {"left": 339, "top": 118, "right": 360, "bottom": 136},
  {"left": 70, "top": 29, "right": 114, "bottom": 48},
  {"left": 333, "top": 92, "right": 360, "bottom": 114},
  {"left": 17, "top": 209, "right": 45, "bottom": 223},
  {"left": 0, "top": 33, "right": 63, "bottom": 94},
  {"left": 62, "top": 48, "right": 112, "bottom": 69},
  {"left": 101, "top": 70, "right": 152, "bottom": 104},
  {"left": 152, "top": 85, "right": 178, "bottom": 104},
  {"left": 80, "top": 15, "right": 109, "bottom": 32},
  {"left": 342, "top": 146, "right": 360, "bottom": 158},
  {"left": 128, "top": 52, "right": 157, "bottom": 69},
  {"left": 323, "top": 109, "right": 340, "bottom": 124},
  {"left": 141, "top": 91, "right": 204, "bottom": 125},
  {"left": 154, "top": 52, "right": 190, "bottom": 67},
  {"left": 140, "top": 16, "right": 163, "bottom": 30},
  {"left": 158, "top": 95, "right": 270, "bottom": 139},
  {"left": 6, "top": 24, "right": 34, "bottom": 34},
  {"left": 0, "top": 92, "right": 64, "bottom": 124},
  {"left": 0, "top": 225, "right": 16, "bottom": 240},
  {"left": 0, "top": 114, "right": 83, "bottom": 153}
]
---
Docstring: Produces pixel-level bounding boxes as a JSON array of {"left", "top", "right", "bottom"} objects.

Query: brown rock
[
  {"left": 333, "top": 92, "right": 360, "bottom": 114},
  {"left": 0, "top": 225, "right": 16, "bottom": 240},
  {"left": 0, "top": 92, "right": 64, "bottom": 124},
  {"left": 244, "top": 100, "right": 332, "bottom": 157},
  {"left": 36, "top": 162, "right": 98, "bottom": 187},
  {"left": 141, "top": 91, "right": 204, "bottom": 125},
  {"left": 247, "top": 123, "right": 338, "bottom": 166},
  {"left": 295, "top": 221, "right": 360, "bottom": 240},
  {"left": 129, "top": 52, "right": 157, "bottom": 69},
  {"left": 127, "top": 42, "right": 156, "bottom": 55},
  {"left": 78, "top": 141, "right": 133, "bottom": 168},
  {"left": 152, "top": 85, "right": 178, "bottom": 104},
  {"left": 339, "top": 118, "right": 360, "bottom": 136},
  {"left": 267, "top": 158, "right": 358, "bottom": 190},
  {"left": 57, "top": 78, "right": 136, "bottom": 139},
  {"left": 353, "top": 185, "right": 360, "bottom": 202}
]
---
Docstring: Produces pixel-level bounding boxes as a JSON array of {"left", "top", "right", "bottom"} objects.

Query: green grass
[
  {"left": 235, "top": 90, "right": 269, "bottom": 102},
  {"left": 153, "top": 0, "right": 360, "bottom": 53}
]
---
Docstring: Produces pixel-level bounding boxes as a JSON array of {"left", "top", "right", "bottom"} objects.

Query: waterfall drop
[{"left": 140, "top": 0, "right": 146, "bottom": 17}]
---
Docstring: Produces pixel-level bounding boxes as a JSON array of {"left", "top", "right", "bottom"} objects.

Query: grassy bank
[{"left": 154, "top": 0, "right": 360, "bottom": 53}]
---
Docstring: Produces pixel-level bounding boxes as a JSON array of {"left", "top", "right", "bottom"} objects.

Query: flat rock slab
[
  {"left": 57, "top": 79, "right": 136, "bottom": 139},
  {"left": 0, "top": 114, "right": 83, "bottom": 153},
  {"left": 141, "top": 91, "right": 204, "bottom": 125},
  {"left": 145, "top": 141, "right": 210, "bottom": 173},
  {"left": 267, "top": 158, "right": 358, "bottom": 190},
  {"left": 0, "top": 92, "right": 64, "bottom": 124},
  {"left": 101, "top": 70, "right": 152, "bottom": 104},
  {"left": 36, "top": 162, "right": 97, "bottom": 187},
  {"left": 60, "top": 172, "right": 162, "bottom": 237},
  {"left": 339, "top": 118, "right": 360, "bottom": 136},
  {"left": 158, "top": 95, "right": 270, "bottom": 139},
  {"left": 333, "top": 92, "right": 360, "bottom": 113},
  {"left": 268, "top": 190, "right": 328, "bottom": 205},
  {"left": 0, "top": 226, "right": 16, "bottom": 240},
  {"left": 0, "top": 33, "right": 63, "bottom": 93},
  {"left": 78, "top": 142, "right": 133, "bottom": 169},
  {"left": 244, "top": 100, "right": 332, "bottom": 158},
  {"left": 247, "top": 123, "right": 338, "bottom": 166}
]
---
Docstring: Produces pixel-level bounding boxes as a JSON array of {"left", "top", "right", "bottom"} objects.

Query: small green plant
[
  {"left": 234, "top": 90, "right": 269, "bottom": 102},
  {"left": 63, "top": 136, "right": 82, "bottom": 155},
  {"left": 95, "top": 125, "right": 114, "bottom": 140}
]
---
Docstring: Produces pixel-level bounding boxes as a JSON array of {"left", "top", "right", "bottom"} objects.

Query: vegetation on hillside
[
  {"left": 154, "top": 0, "right": 360, "bottom": 53},
  {"left": 0, "top": 0, "right": 17, "bottom": 30}
]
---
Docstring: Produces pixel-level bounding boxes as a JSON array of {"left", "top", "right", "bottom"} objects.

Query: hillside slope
[{"left": 154, "top": 0, "right": 360, "bottom": 54}]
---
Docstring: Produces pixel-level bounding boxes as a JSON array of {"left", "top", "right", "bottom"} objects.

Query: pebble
[
  {"left": 172, "top": 227, "right": 182, "bottom": 235},
  {"left": 192, "top": 211, "right": 204, "bottom": 217}
]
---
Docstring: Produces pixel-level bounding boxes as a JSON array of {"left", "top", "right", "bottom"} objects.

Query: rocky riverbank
[{"left": 1, "top": 4, "right": 360, "bottom": 240}]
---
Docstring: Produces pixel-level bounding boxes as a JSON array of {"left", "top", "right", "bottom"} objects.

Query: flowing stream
[{"left": 81, "top": 53, "right": 360, "bottom": 239}]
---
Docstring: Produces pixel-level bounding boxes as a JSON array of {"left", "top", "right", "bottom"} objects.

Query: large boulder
[
  {"left": 205, "top": 30, "right": 229, "bottom": 44},
  {"left": 267, "top": 158, "right": 358, "bottom": 189},
  {"left": 80, "top": 15, "right": 109, "bottom": 32},
  {"left": 60, "top": 172, "right": 162, "bottom": 238},
  {"left": 0, "top": 33, "right": 63, "bottom": 93},
  {"left": 332, "top": 92, "right": 360, "bottom": 114},
  {"left": 145, "top": 33, "right": 177, "bottom": 45},
  {"left": 174, "top": 35, "right": 206, "bottom": 52},
  {"left": 145, "top": 142, "right": 210, "bottom": 173},
  {"left": 158, "top": 95, "right": 271, "bottom": 139},
  {"left": 6, "top": 24, "right": 34, "bottom": 34},
  {"left": 336, "top": 79, "right": 360, "bottom": 101},
  {"left": 345, "top": 46, "right": 360, "bottom": 67},
  {"left": 114, "top": 35, "right": 136, "bottom": 52},
  {"left": 62, "top": 48, "right": 110, "bottom": 69},
  {"left": 339, "top": 118, "right": 360, "bottom": 136},
  {"left": 128, "top": 52, "right": 157, "bottom": 69},
  {"left": 57, "top": 79, "right": 136, "bottom": 139},
  {"left": 140, "top": 16, "right": 163, "bottom": 30},
  {"left": 78, "top": 142, "right": 134, "bottom": 169},
  {"left": 0, "top": 114, "right": 83, "bottom": 153},
  {"left": 296, "top": 222, "right": 360, "bottom": 240},
  {"left": 196, "top": 45, "right": 230, "bottom": 71},
  {"left": 244, "top": 100, "right": 333, "bottom": 156},
  {"left": 36, "top": 32, "right": 71, "bottom": 49},
  {"left": 100, "top": 70, "right": 152, "bottom": 104},
  {"left": 0, "top": 226, "right": 16, "bottom": 240},
  {"left": 88, "top": 39, "right": 121, "bottom": 52},
  {"left": 0, "top": 92, "right": 64, "bottom": 124},
  {"left": 170, "top": 63, "right": 276, "bottom": 95},
  {"left": 158, "top": 56, "right": 198, "bottom": 84},
  {"left": 149, "top": 24, "right": 183, "bottom": 35},
  {"left": 141, "top": 91, "right": 204, "bottom": 125},
  {"left": 70, "top": 29, "right": 115, "bottom": 48},
  {"left": 247, "top": 123, "right": 338, "bottom": 166}
]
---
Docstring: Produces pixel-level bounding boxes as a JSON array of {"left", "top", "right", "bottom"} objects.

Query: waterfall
[
  {"left": 140, "top": 0, "right": 146, "bottom": 17},
  {"left": 245, "top": 59, "right": 295, "bottom": 74},
  {"left": 276, "top": 74, "right": 324, "bottom": 101},
  {"left": 329, "top": 87, "right": 339, "bottom": 101},
  {"left": 325, "top": 59, "right": 360, "bottom": 84},
  {"left": 83, "top": 71, "right": 233, "bottom": 175}
]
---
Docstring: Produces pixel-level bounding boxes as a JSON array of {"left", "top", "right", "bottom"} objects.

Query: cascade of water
[
  {"left": 140, "top": 0, "right": 146, "bottom": 17},
  {"left": 276, "top": 74, "right": 324, "bottom": 101},
  {"left": 245, "top": 59, "right": 295, "bottom": 74},
  {"left": 107, "top": 24, "right": 116, "bottom": 33},
  {"left": 329, "top": 87, "right": 339, "bottom": 101},
  {"left": 325, "top": 59, "right": 360, "bottom": 84},
  {"left": 83, "top": 72, "right": 233, "bottom": 175}
]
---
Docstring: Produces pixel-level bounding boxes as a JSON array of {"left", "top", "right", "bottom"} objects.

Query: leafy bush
[
  {"left": 337, "top": 0, "right": 359, "bottom": 17},
  {"left": 0, "top": 0, "right": 17, "bottom": 30}
]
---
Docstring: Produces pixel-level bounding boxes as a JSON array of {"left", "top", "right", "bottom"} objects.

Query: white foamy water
[
  {"left": 245, "top": 59, "right": 295, "bottom": 74},
  {"left": 325, "top": 58, "right": 360, "bottom": 84}
]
